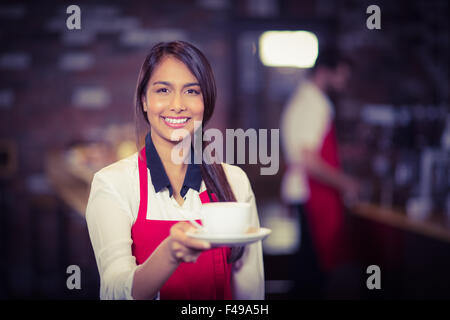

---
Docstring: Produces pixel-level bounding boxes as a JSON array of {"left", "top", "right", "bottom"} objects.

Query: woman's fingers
[
  {"left": 171, "top": 241, "right": 204, "bottom": 263},
  {"left": 171, "top": 222, "right": 210, "bottom": 250},
  {"left": 169, "top": 222, "right": 211, "bottom": 263}
]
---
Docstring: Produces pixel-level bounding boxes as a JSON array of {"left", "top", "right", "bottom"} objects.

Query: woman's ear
[{"left": 142, "top": 99, "right": 148, "bottom": 112}]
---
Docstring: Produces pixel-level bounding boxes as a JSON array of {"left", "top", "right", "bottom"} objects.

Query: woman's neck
[
  {"left": 150, "top": 131, "right": 190, "bottom": 205},
  {"left": 150, "top": 131, "right": 189, "bottom": 171}
]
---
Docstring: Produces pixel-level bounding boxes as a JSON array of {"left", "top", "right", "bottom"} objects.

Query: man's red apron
[
  {"left": 131, "top": 148, "right": 232, "bottom": 299},
  {"left": 306, "top": 124, "right": 349, "bottom": 273}
]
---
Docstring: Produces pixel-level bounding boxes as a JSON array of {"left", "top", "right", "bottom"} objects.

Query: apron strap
[
  {"left": 137, "top": 147, "right": 148, "bottom": 222},
  {"left": 137, "top": 146, "right": 231, "bottom": 299}
]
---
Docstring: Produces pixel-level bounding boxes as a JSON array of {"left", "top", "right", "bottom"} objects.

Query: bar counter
[
  {"left": 46, "top": 149, "right": 450, "bottom": 245},
  {"left": 350, "top": 202, "right": 450, "bottom": 244}
]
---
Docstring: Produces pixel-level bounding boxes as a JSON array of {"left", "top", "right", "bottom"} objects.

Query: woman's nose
[{"left": 170, "top": 92, "right": 186, "bottom": 112}]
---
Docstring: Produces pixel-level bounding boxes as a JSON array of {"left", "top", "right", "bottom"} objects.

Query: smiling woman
[
  {"left": 143, "top": 56, "right": 204, "bottom": 142},
  {"left": 85, "top": 41, "right": 265, "bottom": 300}
]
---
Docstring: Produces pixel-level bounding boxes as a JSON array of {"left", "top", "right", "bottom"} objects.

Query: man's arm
[{"left": 301, "top": 148, "right": 359, "bottom": 204}]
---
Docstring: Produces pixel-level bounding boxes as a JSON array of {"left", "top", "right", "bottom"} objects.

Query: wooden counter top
[{"left": 350, "top": 202, "right": 450, "bottom": 243}]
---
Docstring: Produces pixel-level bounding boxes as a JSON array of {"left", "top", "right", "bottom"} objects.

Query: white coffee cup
[{"left": 200, "top": 202, "right": 251, "bottom": 235}]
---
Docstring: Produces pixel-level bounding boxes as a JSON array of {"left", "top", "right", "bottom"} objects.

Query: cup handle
[{"left": 198, "top": 208, "right": 207, "bottom": 233}]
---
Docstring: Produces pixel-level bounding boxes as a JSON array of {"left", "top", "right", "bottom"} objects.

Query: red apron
[
  {"left": 306, "top": 124, "right": 349, "bottom": 273},
  {"left": 131, "top": 148, "right": 233, "bottom": 299}
]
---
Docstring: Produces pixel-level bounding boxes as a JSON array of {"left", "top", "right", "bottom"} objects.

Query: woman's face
[{"left": 143, "top": 55, "right": 204, "bottom": 144}]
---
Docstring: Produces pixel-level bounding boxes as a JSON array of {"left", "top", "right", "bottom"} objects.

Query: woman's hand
[
  {"left": 167, "top": 222, "right": 211, "bottom": 264},
  {"left": 132, "top": 222, "right": 210, "bottom": 300}
]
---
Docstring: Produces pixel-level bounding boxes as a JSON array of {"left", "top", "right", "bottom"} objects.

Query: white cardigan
[{"left": 85, "top": 152, "right": 265, "bottom": 300}]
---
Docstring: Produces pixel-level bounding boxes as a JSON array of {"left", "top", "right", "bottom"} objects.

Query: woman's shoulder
[
  {"left": 221, "top": 163, "right": 253, "bottom": 200},
  {"left": 221, "top": 162, "right": 247, "bottom": 179},
  {"left": 93, "top": 152, "right": 139, "bottom": 186},
  {"left": 86, "top": 152, "right": 139, "bottom": 228}
]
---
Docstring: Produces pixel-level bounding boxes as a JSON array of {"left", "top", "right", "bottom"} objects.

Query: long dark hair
[
  {"left": 134, "top": 41, "right": 243, "bottom": 261},
  {"left": 135, "top": 40, "right": 236, "bottom": 202}
]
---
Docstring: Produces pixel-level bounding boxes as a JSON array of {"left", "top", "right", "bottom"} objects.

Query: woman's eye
[
  {"left": 156, "top": 88, "right": 169, "bottom": 93},
  {"left": 186, "top": 89, "right": 200, "bottom": 95}
]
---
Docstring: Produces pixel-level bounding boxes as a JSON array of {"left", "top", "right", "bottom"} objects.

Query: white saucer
[{"left": 186, "top": 228, "right": 272, "bottom": 246}]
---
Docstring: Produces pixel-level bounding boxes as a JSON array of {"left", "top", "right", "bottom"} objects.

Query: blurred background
[{"left": 0, "top": 0, "right": 449, "bottom": 299}]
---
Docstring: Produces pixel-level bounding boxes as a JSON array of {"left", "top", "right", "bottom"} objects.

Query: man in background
[{"left": 280, "top": 48, "right": 359, "bottom": 298}]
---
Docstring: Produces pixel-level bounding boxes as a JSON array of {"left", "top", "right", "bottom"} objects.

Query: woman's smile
[{"left": 161, "top": 116, "right": 191, "bottom": 128}]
